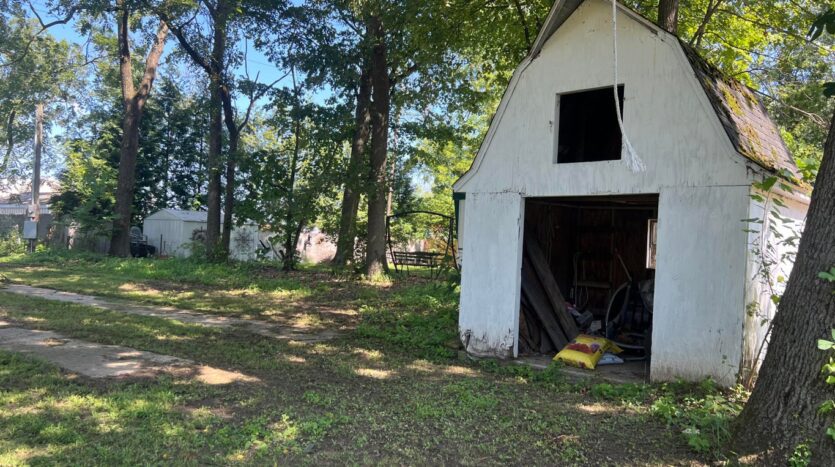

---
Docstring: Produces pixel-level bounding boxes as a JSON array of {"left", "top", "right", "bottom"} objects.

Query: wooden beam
[
  {"left": 521, "top": 259, "right": 568, "bottom": 349},
  {"left": 524, "top": 232, "right": 580, "bottom": 340}
]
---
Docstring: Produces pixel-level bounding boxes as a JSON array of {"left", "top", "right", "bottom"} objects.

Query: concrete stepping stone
[
  {"left": 1, "top": 284, "right": 339, "bottom": 343},
  {"left": 0, "top": 321, "right": 258, "bottom": 384}
]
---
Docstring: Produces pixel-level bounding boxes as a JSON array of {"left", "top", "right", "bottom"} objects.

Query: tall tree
[
  {"left": 219, "top": 60, "right": 286, "bottom": 255},
  {"left": 333, "top": 65, "right": 371, "bottom": 267},
  {"left": 364, "top": 12, "right": 389, "bottom": 276},
  {"left": 729, "top": 10, "right": 835, "bottom": 463},
  {"left": 158, "top": 0, "right": 233, "bottom": 258},
  {"left": 109, "top": 3, "right": 168, "bottom": 257},
  {"left": 730, "top": 109, "right": 835, "bottom": 465}
]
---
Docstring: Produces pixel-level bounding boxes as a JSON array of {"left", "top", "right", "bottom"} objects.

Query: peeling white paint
[{"left": 459, "top": 192, "right": 524, "bottom": 358}]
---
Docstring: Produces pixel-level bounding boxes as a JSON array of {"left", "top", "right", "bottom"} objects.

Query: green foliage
[
  {"left": 789, "top": 441, "right": 812, "bottom": 467},
  {"left": 356, "top": 282, "right": 460, "bottom": 361},
  {"left": 809, "top": 9, "right": 835, "bottom": 42},
  {"left": 0, "top": 226, "right": 25, "bottom": 256},
  {"left": 53, "top": 68, "right": 211, "bottom": 231},
  {"left": 590, "top": 377, "right": 747, "bottom": 457},
  {"left": 816, "top": 330, "right": 835, "bottom": 442},
  {"left": 0, "top": 14, "right": 83, "bottom": 180},
  {"left": 648, "top": 381, "right": 747, "bottom": 457},
  {"left": 237, "top": 83, "right": 346, "bottom": 270},
  {"left": 590, "top": 382, "right": 653, "bottom": 404}
]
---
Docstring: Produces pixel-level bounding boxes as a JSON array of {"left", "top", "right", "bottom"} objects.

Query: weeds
[
  {"left": 590, "top": 378, "right": 747, "bottom": 458},
  {"left": 355, "top": 282, "right": 460, "bottom": 361}
]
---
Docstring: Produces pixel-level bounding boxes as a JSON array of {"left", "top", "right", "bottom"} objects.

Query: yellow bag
[{"left": 554, "top": 335, "right": 623, "bottom": 370}]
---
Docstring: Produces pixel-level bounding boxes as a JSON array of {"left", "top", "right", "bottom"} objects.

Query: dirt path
[
  {"left": 0, "top": 320, "right": 258, "bottom": 384},
  {"left": 2, "top": 284, "right": 339, "bottom": 343}
]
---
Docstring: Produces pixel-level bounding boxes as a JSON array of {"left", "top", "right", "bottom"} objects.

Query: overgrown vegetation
[
  {"left": 0, "top": 227, "right": 24, "bottom": 257},
  {"left": 591, "top": 379, "right": 747, "bottom": 459}
]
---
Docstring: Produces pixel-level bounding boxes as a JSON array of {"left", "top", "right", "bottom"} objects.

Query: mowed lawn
[{"left": 0, "top": 252, "right": 738, "bottom": 465}]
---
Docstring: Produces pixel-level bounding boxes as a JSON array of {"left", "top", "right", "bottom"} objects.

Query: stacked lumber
[{"left": 518, "top": 233, "right": 579, "bottom": 354}]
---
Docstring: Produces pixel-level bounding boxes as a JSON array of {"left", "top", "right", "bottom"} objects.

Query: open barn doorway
[{"left": 518, "top": 194, "right": 658, "bottom": 381}]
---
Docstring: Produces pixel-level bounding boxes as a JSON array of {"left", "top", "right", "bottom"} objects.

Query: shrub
[{"left": 0, "top": 227, "right": 25, "bottom": 256}]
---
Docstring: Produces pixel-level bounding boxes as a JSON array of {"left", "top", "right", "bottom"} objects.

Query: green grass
[{"left": 0, "top": 251, "right": 723, "bottom": 464}]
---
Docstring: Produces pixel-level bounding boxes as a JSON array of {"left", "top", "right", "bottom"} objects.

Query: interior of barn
[{"left": 519, "top": 195, "right": 658, "bottom": 380}]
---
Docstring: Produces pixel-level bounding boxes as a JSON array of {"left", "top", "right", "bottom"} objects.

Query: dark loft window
[{"left": 556, "top": 85, "right": 624, "bottom": 163}]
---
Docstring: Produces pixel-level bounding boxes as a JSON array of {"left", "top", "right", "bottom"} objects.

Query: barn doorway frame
[{"left": 518, "top": 193, "right": 660, "bottom": 375}]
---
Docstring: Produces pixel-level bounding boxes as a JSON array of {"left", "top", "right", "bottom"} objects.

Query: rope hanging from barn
[{"left": 612, "top": 0, "right": 646, "bottom": 173}]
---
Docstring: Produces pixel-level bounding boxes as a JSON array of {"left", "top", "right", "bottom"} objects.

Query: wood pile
[{"left": 518, "top": 233, "right": 579, "bottom": 354}]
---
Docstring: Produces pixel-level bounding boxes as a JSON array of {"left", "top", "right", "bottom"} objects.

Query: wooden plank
[
  {"left": 524, "top": 233, "right": 580, "bottom": 340},
  {"left": 539, "top": 327, "right": 555, "bottom": 353},
  {"left": 521, "top": 259, "right": 568, "bottom": 349},
  {"left": 517, "top": 308, "right": 534, "bottom": 354},
  {"left": 520, "top": 303, "right": 542, "bottom": 350}
]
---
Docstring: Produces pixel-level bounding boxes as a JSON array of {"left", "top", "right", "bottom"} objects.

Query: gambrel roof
[{"left": 530, "top": 0, "right": 797, "bottom": 177}]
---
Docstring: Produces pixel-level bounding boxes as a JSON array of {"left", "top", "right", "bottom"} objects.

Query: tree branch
[
  {"left": 158, "top": 11, "right": 213, "bottom": 74},
  {"left": 134, "top": 21, "right": 169, "bottom": 113},
  {"left": 689, "top": 0, "right": 723, "bottom": 48},
  {"left": 0, "top": 109, "right": 16, "bottom": 174},
  {"left": 752, "top": 89, "right": 829, "bottom": 129}
]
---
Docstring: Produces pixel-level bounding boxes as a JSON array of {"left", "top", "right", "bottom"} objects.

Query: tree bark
[
  {"left": 205, "top": 5, "right": 229, "bottom": 259},
  {"left": 730, "top": 112, "right": 835, "bottom": 464},
  {"left": 220, "top": 85, "right": 239, "bottom": 257},
  {"left": 657, "top": 0, "right": 679, "bottom": 34},
  {"left": 364, "top": 14, "right": 390, "bottom": 276},
  {"left": 1, "top": 109, "right": 16, "bottom": 174},
  {"left": 109, "top": 4, "right": 168, "bottom": 257},
  {"left": 333, "top": 66, "right": 372, "bottom": 267},
  {"left": 282, "top": 80, "right": 303, "bottom": 272}
]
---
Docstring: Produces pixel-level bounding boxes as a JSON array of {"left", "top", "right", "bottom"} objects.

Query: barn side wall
[{"left": 740, "top": 190, "right": 808, "bottom": 382}]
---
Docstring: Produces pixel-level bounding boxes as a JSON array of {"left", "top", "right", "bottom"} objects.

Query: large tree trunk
[
  {"left": 205, "top": 78, "right": 224, "bottom": 257},
  {"left": 220, "top": 85, "right": 239, "bottom": 257},
  {"left": 364, "top": 15, "right": 390, "bottom": 276},
  {"left": 282, "top": 81, "right": 304, "bottom": 271},
  {"left": 333, "top": 66, "right": 372, "bottom": 267},
  {"left": 110, "top": 6, "right": 168, "bottom": 257},
  {"left": 204, "top": 4, "right": 230, "bottom": 259},
  {"left": 657, "top": 0, "right": 679, "bottom": 34},
  {"left": 731, "top": 112, "right": 835, "bottom": 464}
]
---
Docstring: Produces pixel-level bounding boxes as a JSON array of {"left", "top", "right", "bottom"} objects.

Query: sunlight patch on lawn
[
  {"left": 351, "top": 348, "right": 384, "bottom": 361},
  {"left": 354, "top": 368, "right": 394, "bottom": 380},
  {"left": 577, "top": 403, "right": 622, "bottom": 415},
  {"left": 405, "top": 360, "right": 479, "bottom": 377},
  {"left": 282, "top": 355, "right": 307, "bottom": 364}
]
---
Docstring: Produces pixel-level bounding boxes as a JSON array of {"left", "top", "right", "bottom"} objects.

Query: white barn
[
  {"left": 143, "top": 209, "right": 260, "bottom": 260},
  {"left": 453, "top": 0, "right": 808, "bottom": 386}
]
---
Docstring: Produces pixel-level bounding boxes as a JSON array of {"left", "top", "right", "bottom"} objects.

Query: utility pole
[{"left": 28, "top": 103, "right": 43, "bottom": 252}]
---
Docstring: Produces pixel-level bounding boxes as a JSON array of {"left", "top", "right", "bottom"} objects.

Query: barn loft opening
[
  {"left": 556, "top": 86, "right": 624, "bottom": 163},
  {"left": 519, "top": 194, "right": 658, "bottom": 380}
]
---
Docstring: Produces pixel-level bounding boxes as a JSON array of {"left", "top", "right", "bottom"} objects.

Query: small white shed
[
  {"left": 143, "top": 209, "right": 260, "bottom": 260},
  {"left": 453, "top": 0, "right": 809, "bottom": 386}
]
